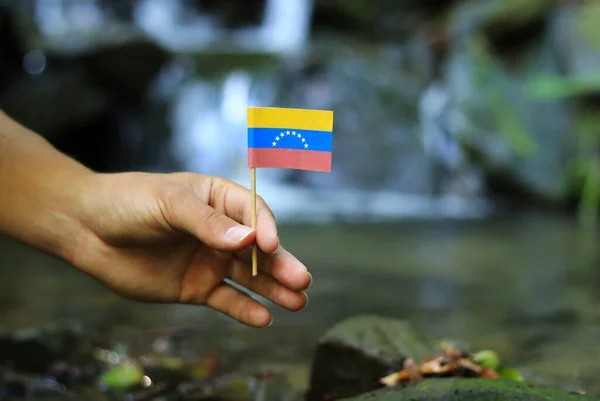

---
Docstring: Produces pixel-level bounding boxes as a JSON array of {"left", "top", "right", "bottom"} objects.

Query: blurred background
[{"left": 1, "top": 0, "right": 600, "bottom": 398}]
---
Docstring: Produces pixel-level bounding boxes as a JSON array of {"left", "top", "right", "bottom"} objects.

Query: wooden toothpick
[{"left": 250, "top": 167, "right": 258, "bottom": 276}]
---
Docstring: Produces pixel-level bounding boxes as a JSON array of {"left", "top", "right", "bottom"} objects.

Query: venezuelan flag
[{"left": 247, "top": 107, "right": 334, "bottom": 172}]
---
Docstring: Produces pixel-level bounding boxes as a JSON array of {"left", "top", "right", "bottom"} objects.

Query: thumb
[{"left": 162, "top": 190, "right": 255, "bottom": 251}]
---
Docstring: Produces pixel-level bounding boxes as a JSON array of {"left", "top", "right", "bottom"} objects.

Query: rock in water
[
  {"left": 72, "top": 39, "right": 170, "bottom": 104},
  {"left": 341, "top": 378, "right": 596, "bottom": 401},
  {"left": 0, "top": 71, "right": 111, "bottom": 140},
  {"left": 0, "top": 325, "right": 83, "bottom": 374},
  {"left": 306, "top": 315, "right": 432, "bottom": 401}
]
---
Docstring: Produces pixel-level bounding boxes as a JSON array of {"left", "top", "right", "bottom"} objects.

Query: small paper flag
[{"left": 247, "top": 107, "right": 334, "bottom": 172}]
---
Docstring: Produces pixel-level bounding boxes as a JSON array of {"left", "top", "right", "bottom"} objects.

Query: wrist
[
  {"left": 43, "top": 168, "right": 99, "bottom": 266},
  {"left": 0, "top": 115, "right": 98, "bottom": 264}
]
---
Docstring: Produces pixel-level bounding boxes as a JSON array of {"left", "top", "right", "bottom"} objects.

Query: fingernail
[
  {"left": 304, "top": 292, "right": 309, "bottom": 306},
  {"left": 267, "top": 317, "right": 273, "bottom": 327},
  {"left": 225, "top": 226, "right": 254, "bottom": 243},
  {"left": 308, "top": 273, "right": 313, "bottom": 288}
]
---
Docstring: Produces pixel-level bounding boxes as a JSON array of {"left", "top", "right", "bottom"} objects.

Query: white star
[
  {"left": 272, "top": 142, "right": 277, "bottom": 146},
  {"left": 275, "top": 136, "right": 280, "bottom": 141},
  {"left": 286, "top": 130, "right": 290, "bottom": 135},
  {"left": 304, "top": 143, "right": 308, "bottom": 148},
  {"left": 297, "top": 133, "right": 303, "bottom": 139},
  {"left": 301, "top": 137, "right": 306, "bottom": 142},
  {"left": 292, "top": 131, "right": 297, "bottom": 136}
]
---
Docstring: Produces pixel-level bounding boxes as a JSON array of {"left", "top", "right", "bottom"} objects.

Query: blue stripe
[{"left": 248, "top": 128, "right": 332, "bottom": 152}]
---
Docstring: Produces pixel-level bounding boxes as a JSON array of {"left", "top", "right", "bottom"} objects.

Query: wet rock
[
  {"left": 0, "top": 372, "right": 70, "bottom": 399},
  {"left": 193, "top": 0, "right": 266, "bottom": 29},
  {"left": 341, "top": 378, "right": 595, "bottom": 401},
  {"left": 69, "top": 38, "right": 171, "bottom": 104},
  {"left": 0, "top": 324, "right": 84, "bottom": 374},
  {"left": 306, "top": 315, "right": 432, "bottom": 401},
  {"left": 550, "top": 2, "right": 600, "bottom": 77},
  {"left": 311, "top": 0, "right": 459, "bottom": 42},
  {"left": 440, "top": 0, "right": 577, "bottom": 204},
  {"left": 273, "top": 43, "right": 433, "bottom": 194},
  {"left": 0, "top": 70, "right": 111, "bottom": 140}
]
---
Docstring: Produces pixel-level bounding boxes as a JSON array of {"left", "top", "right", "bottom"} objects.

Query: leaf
[
  {"left": 526, "top": 73, "right": 600, "bottom": 100},
  {"left": 100, "top": 361, "right": 143, "bottom": 389},
  {"left": 497, "top": 367, "right": 525, "bottom": 381},
  {"left": 472, "top": 350, "right": 500, "bottom": 370}
]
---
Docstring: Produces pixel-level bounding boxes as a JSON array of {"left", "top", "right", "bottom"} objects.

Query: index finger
[{"left": 177, "top": 174, "right": 279, "bottom": 254}]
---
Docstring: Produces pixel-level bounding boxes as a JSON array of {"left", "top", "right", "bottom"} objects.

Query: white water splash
[{"left": 258, "top": 0, "right": 313, "bottom": 53}]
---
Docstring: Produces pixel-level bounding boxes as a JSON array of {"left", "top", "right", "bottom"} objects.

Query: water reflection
[{"left": 1, "top": 216, "right": 599, "bottom": 392}]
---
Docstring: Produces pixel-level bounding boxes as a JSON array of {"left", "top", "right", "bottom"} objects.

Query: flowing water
[{"left": 1, "top": 215, "right": 599, "bottom": 394}]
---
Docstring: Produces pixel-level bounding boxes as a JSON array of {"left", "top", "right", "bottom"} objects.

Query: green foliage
[
  {"left": 577, "top": 1, "right": 600, "bottom": 53},
  {"left": 100, "top": 361, "right": 143, "bottom": 389},
  {"left": 497, "top": 367, "right": 525, "bottom": 381},
  {"left": 528, "top": 74, "right": 600, "bottom": 226},
  {"left": 480, "top": 0, "right": 558, "bottom": 28},
  {"left": 527, "top": 73, "right": 600, "bottom": 100},
  {"left": 467, "top": 37, "right": 538, "bottom": 158},
  {"left": 472, "top": 349, "right": 525, "bottom": 381},
  {"left": 472, "top": 349, "right": 500, "bottom": 370}
]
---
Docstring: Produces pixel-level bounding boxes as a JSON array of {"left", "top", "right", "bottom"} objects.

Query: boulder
[
  {"left": 0, "top": 70, "right": 111, "bottom": 140},
  {"left": 0, "top": 324, "right": 84, "bottom": 374},
  {"left": 71, "top": 38, "right": 170, "bottom": 104},
  {"left": 306, "top": 315, "right": 433, "bottom": 401},
  {"left": 307, "top": 315, "right": 598, "bottom": 401},
  {"left": 441, "top": 0, "right": 577, "bottom": 205}
]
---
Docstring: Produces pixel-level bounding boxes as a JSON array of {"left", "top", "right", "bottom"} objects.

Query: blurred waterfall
[
  {"left": 25, "top": 0, "right": 491, "bottom": 222},
  {"left": 258, "top": 0, "right": 313, "bottom": 54},
  {"left": 34, "top": 0, "right": 105, "bottom": 37},
  {"left": 164, "top": 0, "right": 316, "bottom": 183}
]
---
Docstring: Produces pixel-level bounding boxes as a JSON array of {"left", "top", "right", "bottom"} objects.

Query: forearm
[{"left": 0, "top": 110, "right": 93, "bottom": 262}]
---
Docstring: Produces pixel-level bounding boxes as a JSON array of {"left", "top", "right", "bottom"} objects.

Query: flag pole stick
[{"left": 250, "top": 167, "right": 258, "bottom": 277}]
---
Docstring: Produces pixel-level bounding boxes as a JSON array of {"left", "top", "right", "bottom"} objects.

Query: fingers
[
  {"left": 205, "top": 282, "right": 273, "bottom": 327},
  {"left": 228, "top": 260, "right": 308, "bottom": 312},
  {"left": 235, "top": 244, "right": 312, "bottom": 292},
  {"left": 160, "top": 188, "right": 255, "bottom": 252},
  {"left": 178, "top": 174, "right": 279, "bottom": 254}
]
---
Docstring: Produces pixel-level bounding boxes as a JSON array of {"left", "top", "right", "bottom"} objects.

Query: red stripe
[{"left": 248, "top": 148, "right": 331, "bottom": 172}]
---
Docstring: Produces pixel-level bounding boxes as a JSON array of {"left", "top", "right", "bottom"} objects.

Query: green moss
[
  {"left": 465, "top": 36, "right": 538, "bottom": 158},
  {"left": 577, "top": 1, "right": 600, "bottom": 53},
  {"left": 480, "top": 0, "right": 557, "bottom": 28},
  {"left": 342, "top": 378, "right": 596, "bottom": 400}
]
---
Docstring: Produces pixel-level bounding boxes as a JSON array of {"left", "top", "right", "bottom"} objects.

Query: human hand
[{"left": 68, "top": 172, "right": 311, "bottom": 327}]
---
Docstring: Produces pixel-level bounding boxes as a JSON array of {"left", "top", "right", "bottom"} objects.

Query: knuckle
[
  {"left": 155, "top": 185, "right": 193, "bottom": 223},
  {"left": 209, "top": 176, "right": 226, "bottom": 193},
  {"left": 203, "top": 208, "right": 228, "bottom": 231},
  {"left": 207, "top": 176, "right": 229, "bottom": 206}
]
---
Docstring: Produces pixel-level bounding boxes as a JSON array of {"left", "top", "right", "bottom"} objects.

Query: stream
[{"left": 1, "top": 214, "right": 599, "bottom": 394}]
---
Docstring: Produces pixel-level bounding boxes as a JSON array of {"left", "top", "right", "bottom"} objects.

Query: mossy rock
[
  {"left": 341, "top": 378, "right": 596, "bottom": 401},
  {"left": 306, "top": 315, "right": 433, "bottom": 401}
]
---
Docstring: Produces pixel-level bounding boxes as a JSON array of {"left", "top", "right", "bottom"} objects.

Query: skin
[{"left": 0, "top": 110, "right": 311, "bottom": 328}]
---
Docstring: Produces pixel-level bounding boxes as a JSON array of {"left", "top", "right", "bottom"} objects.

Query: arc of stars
[{"left": 272, "top": 130, "right": 309, "bottom": 148}]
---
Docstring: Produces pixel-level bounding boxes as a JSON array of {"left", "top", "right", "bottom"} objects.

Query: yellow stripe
[{"left": 247, "top": 107, "right": 334, "bottom": 131}]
